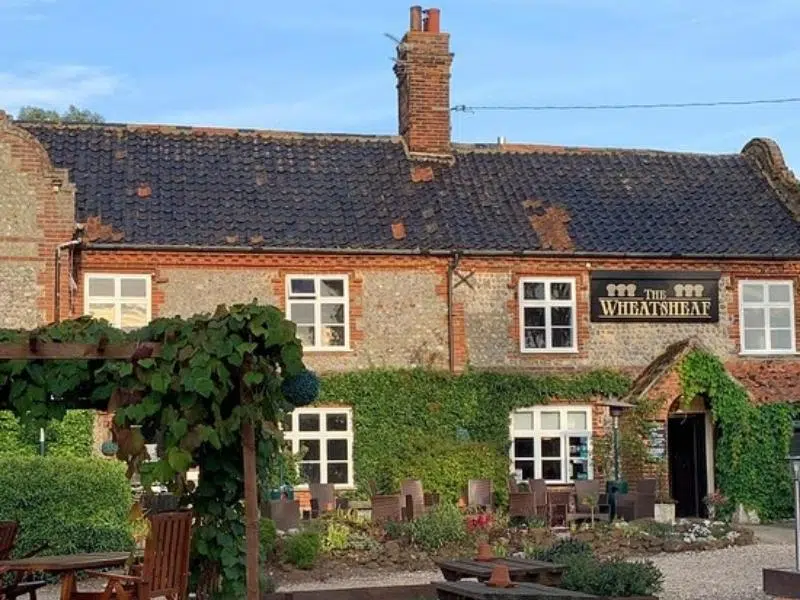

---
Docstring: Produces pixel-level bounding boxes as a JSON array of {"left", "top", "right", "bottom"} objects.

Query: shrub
[
  {"left": 259, "top": 518, "right": 277, "bottom": 559},
  {"left": 559, "top": 557, "right": 664, "bottom": 597},
  {"left": 383, "top": 519, "right": 410, "bottom": 541},
  {"left": 0, "top": 456, "right": 133, "bottom": 556},
  {"left": 0, "top": 410, "right": 94, "bottom": 458},
  {"left": 322, "top": 522, "right": 350, "bottom": 552},
  {"left": 529, "top": 538, "right": 593, "bottom": 563},
  {"left": 409, "top": 503, "right": 466, "bottom": 552},
  {"left": 283, "top": 531, "right": 321, "bottom": 569}
]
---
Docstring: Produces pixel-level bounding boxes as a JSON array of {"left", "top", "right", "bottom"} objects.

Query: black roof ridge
[
  {"left": 16, "top": 120, "right": 401, "bottom": 144},
  {"left": 452, "top": 141, "right": 744, "bottom": 158}
]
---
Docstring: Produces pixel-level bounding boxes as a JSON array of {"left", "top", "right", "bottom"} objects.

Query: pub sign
[{"left": 590, "top": 271, "right": 719, "bottom": 323}]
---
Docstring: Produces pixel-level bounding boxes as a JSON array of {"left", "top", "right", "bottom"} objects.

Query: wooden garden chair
[
  {"left": 72, "top": 511, "right": 192, "bottom": 600},
  {"left": 467, "top": 479, "right": 493, "bottom": 511},
  {"left": 0, "top": 521, "right": 48, "bottom": 600}
]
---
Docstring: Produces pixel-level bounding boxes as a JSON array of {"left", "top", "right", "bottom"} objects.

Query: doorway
[{"left": 668, "top": 413, "right": 708, "bottom": 518}]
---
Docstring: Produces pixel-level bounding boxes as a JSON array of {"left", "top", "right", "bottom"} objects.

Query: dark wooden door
[{"left": 668, "top": 414, "right": 707, "bottom": 518}]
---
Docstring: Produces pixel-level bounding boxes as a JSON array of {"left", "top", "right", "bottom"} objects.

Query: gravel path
[{"left": 276, "top": 544, "right": 797, "bottom": 599}]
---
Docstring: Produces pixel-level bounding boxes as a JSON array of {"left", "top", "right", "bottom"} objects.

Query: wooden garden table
[
  {"left": 436, "top": 557, "right": 566, "bottom": 585},
  {"left": 0, "top": 551, "right": 131, "bottom": 600},
  {"left": 435, "top": 580, "right": 596, "bottom": 600}
]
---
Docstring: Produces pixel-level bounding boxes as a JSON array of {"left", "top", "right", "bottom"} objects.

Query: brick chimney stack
[{"left": 394, "top": 6, "right": 453, "bottom": 157}]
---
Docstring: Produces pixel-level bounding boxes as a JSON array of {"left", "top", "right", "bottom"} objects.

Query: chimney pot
[
  {"left": 423, "top": 7, "right": 441, "bottom": 33},
  {"left": 497, "top": 136, "right": 506, "bottom": 145},
  {"left": 410, "top": 5, "right": 422, "bottom": 31}
]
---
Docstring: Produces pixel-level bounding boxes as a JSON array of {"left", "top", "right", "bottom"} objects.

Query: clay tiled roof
[{"left": 19, "top": 122, "right": 800, "bottom": 256}]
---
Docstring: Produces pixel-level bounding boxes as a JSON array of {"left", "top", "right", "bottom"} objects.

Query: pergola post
[{"left": 241, "top": 370, "right": 260, "bottom": 600}]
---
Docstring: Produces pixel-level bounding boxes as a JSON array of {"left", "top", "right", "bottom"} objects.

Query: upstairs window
[
  {"left": 739, "top": 281, "right": 795, "bottom": 355},
  {"left": 85, "top": 274, "right": 151, "bottom": 331},
  {"left": 286, "top": 275, "right": 349, "bottom": 351},
  {"left": 519, "top": 278, "right": 577, "bottom": 352}
]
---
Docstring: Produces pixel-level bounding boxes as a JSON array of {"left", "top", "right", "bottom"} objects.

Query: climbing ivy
[
  {"left": 319, "top": 369, "right": 630, "bottom": 502},
  {"left": 679, "top": 350, "right": 795, "bottom": 520},
  {"left": 0, "top": 303, "right": 318, "bottom": 600}
]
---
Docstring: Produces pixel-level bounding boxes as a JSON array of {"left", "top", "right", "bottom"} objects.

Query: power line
[{"left": 451, "top": 96, "right": 800, "bottom": 113}]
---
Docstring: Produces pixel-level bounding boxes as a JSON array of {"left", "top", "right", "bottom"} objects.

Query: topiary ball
[
  {"left": 100, "top": 439, "right": 119, "bottom": 457},
  {"left": 281, "top": 370, "right": 320, "bottom": 407}
]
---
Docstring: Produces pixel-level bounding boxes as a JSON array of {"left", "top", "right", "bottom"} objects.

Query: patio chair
[
  {"left": 567, "top": 480, "right": 610, "bottom": 524},
  {"left": 467, "top": 479, "right": 493, "bottom": 511},
  {"left": 0, "top": 521, "right": 48, "bottom": 600},
  {"left": 262, "top": 497, "right": 301, "bottom": 531},
  {"left": 617, "top": 478, "right": 657, "bottom": 521},
  {"left": 309, "top": 483, "right": 337, "bottom": 518},
  {"left": 76, "top": 510, "right": 193, "bottom": 600},
  {"left": 547, "top": 490, "right": 571, "bottom": 527},
  {"left": 508, "top": 478, "right": 547, "bottom": 520}
]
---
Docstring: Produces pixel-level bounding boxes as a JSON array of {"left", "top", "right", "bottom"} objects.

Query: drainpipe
[
  {"left": 446, "top": 252, "right": 461, "bottom": 373},
  {"left": 54, "top": 240, "right": 80, "bottom": 323}
]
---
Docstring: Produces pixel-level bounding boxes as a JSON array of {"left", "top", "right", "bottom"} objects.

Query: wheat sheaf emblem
[
  {"left": 605, "top": 283, "right": 636, "bottom": 297},
  {"left": 674, "top": 284, "right": 704, "bottom": 298}
]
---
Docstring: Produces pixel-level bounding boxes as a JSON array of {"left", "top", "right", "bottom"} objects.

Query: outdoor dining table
[
  {"left": 0, "top": 551, "right": 131, "bottom": 600},
  {"left": 435, "top": 580, "right": 596, "bottom": 600},
  {"left": 435, "top": 557, "right": 567, "bottom": 586}
]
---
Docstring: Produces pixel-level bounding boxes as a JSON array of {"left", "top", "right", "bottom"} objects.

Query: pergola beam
[{"left": 0, "top": 342, "right": 162, "bottom": 360}]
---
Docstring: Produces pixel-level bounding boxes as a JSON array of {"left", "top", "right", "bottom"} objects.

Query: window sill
[
  {"left": 294, "top": 484, "right": 356, "bottom": 491},
  {"left": 520, "top": 350, "right": 579, "bottom": 356},
  {"left": 738, "top": 351, "right": 799, "bottom": 358},
  {"left": 302, "top": 347, "right": 353, "bottom": 353}
]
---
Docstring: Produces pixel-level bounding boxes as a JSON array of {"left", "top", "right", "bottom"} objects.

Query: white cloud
[{"left": 0, "top": 65, "right": 119, "bottom": 113}]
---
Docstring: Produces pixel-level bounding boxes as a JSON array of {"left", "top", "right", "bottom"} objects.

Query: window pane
[
  {"left": 298, "top": 413, "right": 320, "bottom": 432},
  {"left": 769, "top": 284, "right": 791, "bottom": 303},
  {"left": 770, "top": 307, "right": 792, "bottom": 329},
  {"left": 322, "top": 326, "right": 346, "bottom": 347},
  {"left": 88, "top": 303, "right": 115, "bottom": 323},
  {"left": 514, "top": 438, "right": 534, "bottom": 458},
  {"left": 551, "top": 307, "right": 572, "bottom": 326},
  {"left": 771, "top": 329, "right": 793, "bottom": 350},
  {"left": 524, "top": 307, "right": 545, "bottom": 327},
  {"left": 300, "top": 439, "right": 320, "bottom": 461},
  {"left": 514, "top": 460, "right": 534, "bottom": 480},
  {"left": 743, "top": 308, "right": 765, "bottom": 329},
  {"left": 327, "top": 439, "right": 348, "bottom": 461},
  {"left": 744, "top": 329, "right": 766, "bottom": 351},
  {"left": 540, "top": 412, "right": 561, "bottom": 430},
  {"left": 327, "top": 463, "right": 348, "bottom": 484},
  {"left": 523, "top": 282, "right": 545, "bottom": 300},
  {"left": 300, "top": 463, "right": 321, "bottom": 484},
  {"left": 569, "top": 436, "right": 590, "bottom": 458},
  {"left": 290, "top": 279, "right": 315, "bottom": 296},
  {"left": 742, "top": 284, "right": 764, "bottom": 303},
  {"left": 88, "top": 277, "right": 115, "bottom": 297},
  {"left": 512, "top": 411, "right": 533, "bottom": 431},
  {"left": 326, "top": 413, "right": 348, "bottom": 431},
  {"left": 524, "top": 329, "right": 546, "bottom": 349},
  {"left": 289, "top": 303, "right": 315, "bottom": 324},
  {"left": 321, "top": 303, "right": 345, "bottom": 324},
  {"left": 120, "top": 278, "right": 147, "bottom": 297},
  {"left": 571, "top": 461, "right": 589, "bottom": 481},
  {"left": 567, "top": 411, "right": 587, "bottom": 431},
  {"left": 551, "top": 282, "right": 572, "bottom": 300},
  {"left": 541, "top": 437, "right": 561, "bottom": 458},
  {"left": 120, "top": 303, "right": 148, "bottom": 330},
  {"left": 320, "top": 279, "right": 345, "bottom": 297},
  {"left": 551, "top": 328, "right": 573, "bottom": 348},
  {"left": 542, "top": 460, "right": 562, "bottom": 481},
  {"left": 296, "top": 326, "right": 315, "bottom": 347}
]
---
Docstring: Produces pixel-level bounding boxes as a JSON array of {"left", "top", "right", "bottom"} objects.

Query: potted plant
[
  {"left": 704, "top": 489, "right": 728, "bottom": 520},
  {"left": 654, "top": 489, "right": 676, "bottom": 524}
]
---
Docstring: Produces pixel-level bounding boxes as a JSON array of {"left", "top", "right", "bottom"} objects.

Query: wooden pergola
[{"left": 0, "top": 340, "right": 263, "bottom": 600}]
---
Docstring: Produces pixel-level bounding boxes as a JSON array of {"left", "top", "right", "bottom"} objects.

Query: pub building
[{"left": 2, "top": 6, "right": 800, "bottom": 519}]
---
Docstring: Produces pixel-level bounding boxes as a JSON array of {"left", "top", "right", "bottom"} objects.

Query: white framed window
[
  {"left": 84, "top": 274, "right": 151, "bottom": 331},
  {"left": 739, "top": 280, "right": 796, "bottom": 355},
  {"left": 286, "top": 275, "right": 349, "bottom": 351},
  {"left": 519, "top": 277, "right": 577, "bottom": 352},
  {"left": 509, "top": 406, "right": 592, "bottom": 484},
  {"left": 282, "top": 407, "right": 353, "bottom": 488}
]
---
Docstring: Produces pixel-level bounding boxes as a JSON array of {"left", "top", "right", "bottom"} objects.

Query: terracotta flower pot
[
  {"left": 476, "top": 542, "right": 493, "bottom": 561},
  {"left": 486, "top": 565, "right": 514, "bottom": 588}
]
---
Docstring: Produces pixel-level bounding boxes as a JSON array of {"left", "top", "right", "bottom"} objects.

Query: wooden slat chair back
[
  {"left": 400, "top": 479, "right": 426, "bottom": 520},
  {"left": 0, "top": 521, "right": 18, "bottom": 561},
  {"left": 309, "top": 484, "right": 336, "bottom": 517},
  {"left": 142, "top": 511, "right": 193, "bottom": 599}
]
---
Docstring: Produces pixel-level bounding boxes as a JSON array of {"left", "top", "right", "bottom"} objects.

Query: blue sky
[{"left": 2, "top": 0, "right": 800, "bottom": 167}]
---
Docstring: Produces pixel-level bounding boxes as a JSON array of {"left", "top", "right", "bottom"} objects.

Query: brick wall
[{"left": 0, "top": 114, "right": 75, "bottom": 329}]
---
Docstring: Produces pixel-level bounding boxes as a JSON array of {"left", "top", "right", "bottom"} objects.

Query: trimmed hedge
[
  {"left": 0, "top": 456, "right": 133, "bottom": 556},
  {"left": 0, "top": 410, "right": 95, "bottom": 458},
  {"left": 318, "top": 369, "right": 629, "bottom": 502}
]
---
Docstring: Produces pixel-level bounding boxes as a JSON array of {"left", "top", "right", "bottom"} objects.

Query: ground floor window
[
  {"left": 510, "top": 406, "right": 592, "bottom": 484},
  {"left": 282, "top": 407, "right": 353, "bottom": 487}
]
